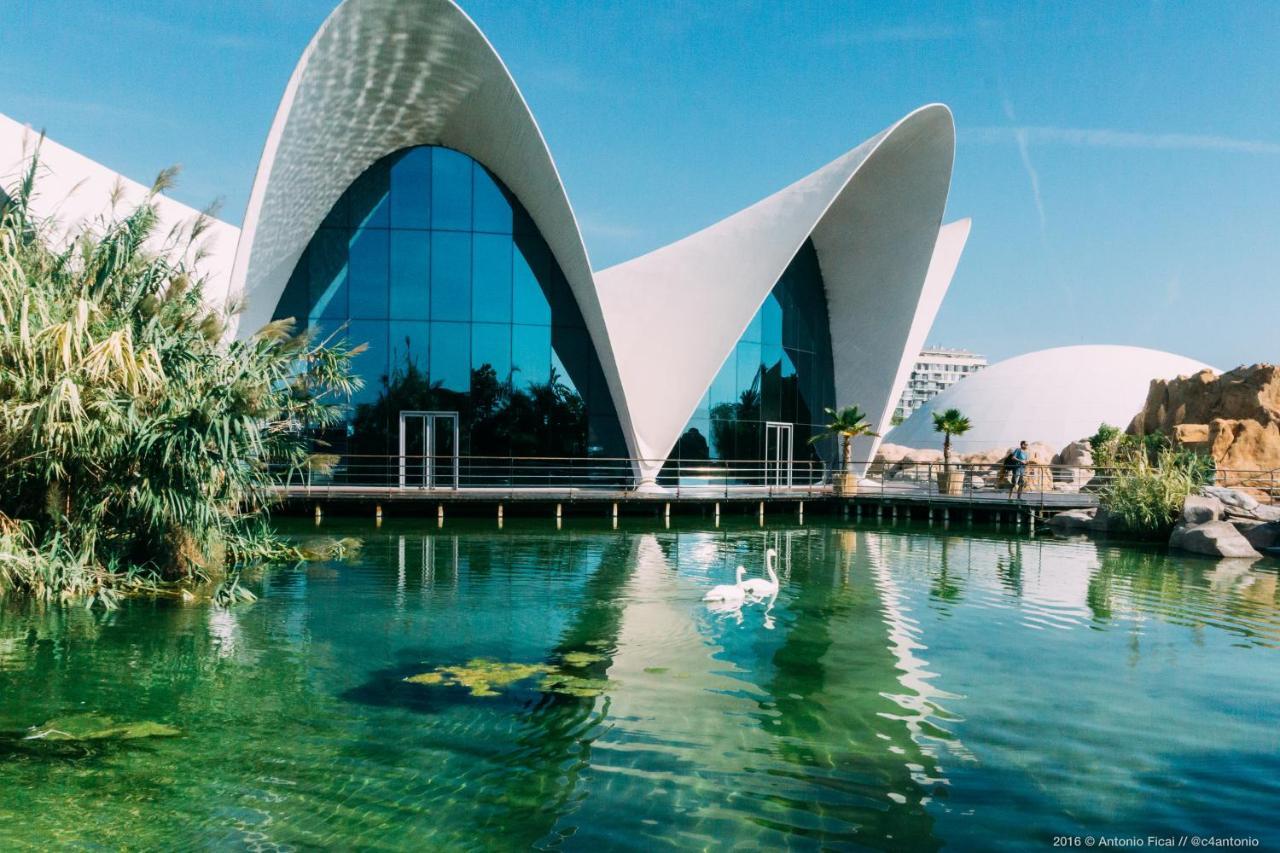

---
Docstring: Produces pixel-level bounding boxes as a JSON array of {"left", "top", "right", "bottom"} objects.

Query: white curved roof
[
  {"left": 884, "top": 345, "right": 1217, "bottom": 453},
  {"left": 596, "top": 106, "right": 962, "bottom": 480},
  {"left": 229, "top": 0, "right": 641, "bottom": 453},
  {"left": 0, "top": 113, "right": 240, "bottom": 308}
]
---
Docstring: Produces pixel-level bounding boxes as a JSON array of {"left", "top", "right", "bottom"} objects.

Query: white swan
[
  {"left": 741, "top": 548, "right": 779, "bottom": 599},
  {"left": 703, "top": 566, "right": 747, "bottom": 603}
]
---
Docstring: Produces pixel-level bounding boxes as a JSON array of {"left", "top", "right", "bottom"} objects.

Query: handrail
[{"left": 268, "top": 453, "right": 1280, "bottom": 504}]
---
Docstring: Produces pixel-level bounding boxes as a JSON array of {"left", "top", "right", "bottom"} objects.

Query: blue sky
[{"left": 1, "top": 0, "right": 1277, "bottom": 368}]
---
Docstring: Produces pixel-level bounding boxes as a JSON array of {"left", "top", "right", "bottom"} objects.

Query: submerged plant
[{"left": 0, "top": 143, "right": 359, "bottom": 604}]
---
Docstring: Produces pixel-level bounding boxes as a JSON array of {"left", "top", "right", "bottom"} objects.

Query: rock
[
  {"left": 1233, "top": 520, "right": 1280, "bottom": 551},
  {"left": 1203, "top": 485, "right": 1259, "bottom": 513},
  {"left": 1182, "top": 495, "right": 1224, "bottom": 524},
  {"left": 1053, "top": 441, "right": 1095, "bottom": 486},
  {"left": 1090, "top": 508, "right": 1114, "bottom": 532},
  {"left": 1048, "top": 508, "right": 1096, "bottom": 531},
  {"left": 1169, "top": 521, "right": 1261, "bottom": 559},
  {"left": 1128, "top": 364, "right": 1280, "bottom": 500},
  {"left": 970, "top": 475, "right": 985, "bottom": 489}
]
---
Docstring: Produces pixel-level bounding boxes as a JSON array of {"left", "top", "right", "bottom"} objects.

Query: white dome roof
[{"left": 885, "top": 345, "right": 1216, "bottom": 453}]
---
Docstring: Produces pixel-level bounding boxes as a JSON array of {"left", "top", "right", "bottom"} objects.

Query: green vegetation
[
  {"left": 1088, "top": 422, "right": 1214, "bottom": 534},
  {"left": 811, "top": 405, "right": 878, "bottom": 475},
  {"left": 931, "top": 407, "right": 972, "bottom": 468},
  {"left": 0, "top": 150, "right": 357, "bottom": 606}
]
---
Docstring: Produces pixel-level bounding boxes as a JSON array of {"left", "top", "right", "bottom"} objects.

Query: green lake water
[{"left": 2, "top": 519, "right": 1278, "bottom": 850}]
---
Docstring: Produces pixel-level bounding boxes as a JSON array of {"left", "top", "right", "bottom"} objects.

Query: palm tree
[
  {"left": 810, "top": 406, "right": 878, "bottom": 494},
  {"left": 931, "top": 408, "right": 972, "bottom": 468},
  {"left": 931, "top": 408, "right": 972, "bottom": 495}
]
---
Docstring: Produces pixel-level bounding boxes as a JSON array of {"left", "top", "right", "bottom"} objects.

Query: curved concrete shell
[
  {"left": 230, "top": 0, "right": 640, "bottom": 453},
  {"left": 885, "top": 345, "right": 1217, "bottom": 453},
  {"left": 595, "top": 105, "right": 960, "bottom": 481}
]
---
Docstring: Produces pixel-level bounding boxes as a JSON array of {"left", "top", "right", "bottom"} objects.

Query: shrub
[
  {"left": 1098, "top": 450, "right": 1210, "bottom": 535},
  {"left": 0, "top": 148, "right": 358, "bottom": 605}
]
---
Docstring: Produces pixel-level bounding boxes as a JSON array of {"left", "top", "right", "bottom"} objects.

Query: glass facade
[
  {"left": 664, "top": 240, "right": 837, "bottom": 479},
  {"left": 274, "top": 145, "right": 628, "bottom": 475}
]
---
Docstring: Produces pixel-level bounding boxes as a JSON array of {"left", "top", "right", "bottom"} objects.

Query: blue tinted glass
[
  {"left": 308, "top": 229, "right": 348, "bottom": 323},
  {"left": 349, "top": 159, "right": 389, "bottom": 229},
  {"left": 473, "top": 164, "right": 513, "bottom": 234},
  {"left": 760, "top": 343, "right": 784, "bottom": 421},
  {"left": 389, "top": 231, "right": 429, "bottom": 318},
  {"left": 388, "top": 320, "right": 430, "bottom": 377},
  {"left": 471, "top": 322, "right": 511, "bottom": 387},
  {"left": 276, "top": 144, "right": 627, "bottom": 462},
  {"left": 511, "top": 324, "right": 551, "bottom": 389},
  {"left": 346, "top": 320, "right": 387, "bottom": 406},
  {"left": 761, "top": 292, "right": 783, "bottom": 346},
  {"left": 512, "top": 236, "right": 552, "bottom": 325},
  {"left": 348, "top": 227, "right": 389, "bottom": 319},
  {"left": 708, "top": 355, "right": 737, "bottom": 413},
  {"left": 551, "top": 327, "right": 593, "bottom": 406},
  {"left": 780, "top": 349, "right": 798, "bottom": 424},
  {"left": 430, "top": 322, "right": 470, "bottom": 395},
  {"left": 430, "top": 231, "right": 471, "bottom": 322},
  {"left": 431, "top": 148, "right": 472, "bottom": 231},
  {"left": 472, "top": 234, "right": 512, "bottom": 323},
  {"left": 742, "top": 304, "right": 763, "bottom": 344},
  {"left": 390, "top": 148, "right": 431, "bottom": 229},
  {"left": 551, "top": 349, "right": 579, "bottom": 397},
  {"left": 736, "top": 342, "right": 761, "bottom": 401}
]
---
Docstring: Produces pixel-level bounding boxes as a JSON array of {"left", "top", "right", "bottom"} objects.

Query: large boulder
[
  {"left": 1169, "top": 520, "right": 1261, "bottom": 559},
  {"left": 1047, "top": 508, "right": 1096, "bottom": 531},
  {"left": 1053, "top": 440, "right": 1094, "bottom": 486},
  {"left": 1233, "top": 520, "right": 1280, "bottom": 551},
  {"left": 1202, "top": 485, "right": 1259, "bottom": 513},
  {"left": 1182, "top": 495, "right": 1224, "bottom": 524}
]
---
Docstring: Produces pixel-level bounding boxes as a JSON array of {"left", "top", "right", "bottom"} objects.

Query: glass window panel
[
  {"left": 389, "top": 231, "right": 430, "bottom": 319},
  {"left": 551, "top": 349, "right": 579, "bottom": 398},
  {"left": 761, "top": 292, "right": 783, "bottom": 346},
  {"left": 473, "top": 164, "right": 513, "bottom": 234},
  {"left": 348, "top": 227, "right": 389, "bottom": 319},
  {"left": 308, "top": 229, "right": 348, "bottom": 323},
  {"left": 276, "top": 253, "right": 310, "bottom": 328},
  {"left": 736, "top": 342, "right": 762, "bottom": 413},
  {"left": 780, "top": 349, "right": 798, "bottom": 424},
  {"left": 742, "top": 304, "right": 763, "bottom": 344},
  {"left": 709, "top": 417, "right": 733, "bottom": 460},
  {"left": 472, "top": 234, "right": 512, "bottom": 323},
  {"left": 708, "top": 355, "right": 737, "bottom": 415},
  {"left": 390, "top": 147, "right": 431, "bottom": 229},
  {"left": 348, "top": 159, "right": 389, "bottom": 229},
  {"left": 346, "top": 320, "right": 387, "bottom": 406},
  {"left": 511, "top": 324, "right": 551, "bottom": 389},
  {"left": 512, "top": 236, "right": 552, "bottom": 326},
  {"left": 387, "top": 320, "right": 430, "bottom": 378},
  {"left": 550, "top": 327, "right": 592, "bottom": 405},
  {"left": 760, "top": 343, "right": 784, "bottom": 422},
  {"left": 547, "top": 269, "right": 581, "bottom": 328},
  {"left": 431, "top": 147, "right": 472, "bottom": 231},
  {"left": 430, "top": 231, "right": 471, "bottom": 322},
  {"left": 471, "top": 322, "right": 511, "bottom": 388},
  {"left": 675, "top": 418, "right": 712, "bottom": 461},
  {"left": 429, "top": 321, "right": 470, "bottom": 396}
]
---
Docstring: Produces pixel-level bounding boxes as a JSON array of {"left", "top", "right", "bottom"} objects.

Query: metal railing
[
  {"left": 270, "top": 453, "right": 1280, "bottom": 506},
  {"left": 271, "top": 454, "right": 830, "bottom": 499}
]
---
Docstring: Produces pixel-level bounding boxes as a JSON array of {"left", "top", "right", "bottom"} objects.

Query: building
[
  {"left": 0, "top": 0, "right": 971, "bottom": 490},
  {"left": 884, "top": 345, "right": 1215, "bottom": 454},
  {"left": 894, "top": 347, "right": 987, "bottom": 422}
]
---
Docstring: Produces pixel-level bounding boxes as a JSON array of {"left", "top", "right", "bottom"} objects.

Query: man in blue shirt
[{"left": 1007, "top": 440, "right": 1030, "bottom": 499}]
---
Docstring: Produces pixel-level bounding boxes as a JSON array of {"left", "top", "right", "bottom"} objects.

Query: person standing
[{"left": 1007, "top": 440, "right": 1030, "bottom": 499}]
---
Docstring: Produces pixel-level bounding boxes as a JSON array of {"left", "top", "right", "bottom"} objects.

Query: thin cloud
[
  {"left": 1000, "top": 96, "right": 1048, "bottom": 239},
  {"left": 965, "top": 125, "right": 1280, "bottom": 155}
]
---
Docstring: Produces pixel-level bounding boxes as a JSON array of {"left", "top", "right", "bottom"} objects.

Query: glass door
[
  {"left": 429, "top": 412, "right": 459, "bottom": 489},
  {"left": 399, "top": 411, "right": 459, "bottom": 489},
  {"left": 765, "top": 422, "right": 793, "bottom": 487}
]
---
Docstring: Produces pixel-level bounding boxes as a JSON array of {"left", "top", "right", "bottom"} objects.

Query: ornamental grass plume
[{"left": 0, "top": 142, "right": 360, "bottom": 606}]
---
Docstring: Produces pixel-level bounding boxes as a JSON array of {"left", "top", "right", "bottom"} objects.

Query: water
[{"left": 2, "top": 519, "right": 1278, "bottom": 850}]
